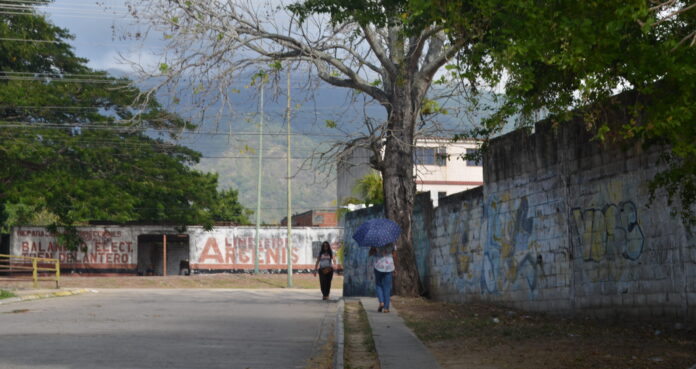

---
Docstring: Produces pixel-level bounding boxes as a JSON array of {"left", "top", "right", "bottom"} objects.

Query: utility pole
[
  {"left": 286, "top": 67, "right": 293, "bottom": 288},
  {"left": 254, "top": 79, "right": 264, "bottom": 275}
]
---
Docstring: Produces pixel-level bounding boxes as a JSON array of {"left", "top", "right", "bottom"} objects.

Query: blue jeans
[{"left": 374, "top": 269, "right": 393, "bottom": 309}]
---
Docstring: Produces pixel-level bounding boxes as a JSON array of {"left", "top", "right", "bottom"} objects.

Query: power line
[
  {"left": 0, "top": 76, "right": 131, "bottom": 84},
  {"left": 0, "top": 0, "right": 125, "bottom": 7},
  {"left": 0, "top": 121, "right": 351, "bottom": 137},
  {"left": 0, "top": 36, "right": 59, "bottom": 43},
  {"left": 1, "top": 71, "right": 124, "bottom": 78},
  {"left": 0, "top": 10, "right": 125, "bottom": 19},
  {"left": 0, "top": 5, "right": 129, "bottom": 19},
  {"left": 0, "top": 3, "right": 127, "bottom": 13}
]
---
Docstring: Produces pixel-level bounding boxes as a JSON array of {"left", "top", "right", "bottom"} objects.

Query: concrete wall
[
  {"left": 342, "top": 205, "right": 384, "bottom": 296},
  {"left": 10, "top": 225, "right": 342, "bottom": 274},
  {"left": 342, "top": 113, "right": 695, "bottom": 320},
  {"left": 11, "top": 226, "right": 172, "bottom": 273}
]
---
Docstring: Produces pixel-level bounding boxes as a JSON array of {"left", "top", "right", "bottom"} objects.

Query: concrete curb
[
  {"left": 0, "top": 288, "right": 91, "bottom": 305},
  {"left": 334, "top": 298, "right": 345, "bottom": 369}
]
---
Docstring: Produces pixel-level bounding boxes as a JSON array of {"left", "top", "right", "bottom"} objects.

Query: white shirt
[{"left": 374, "top": 247, "right": 395, "bottom": 273}]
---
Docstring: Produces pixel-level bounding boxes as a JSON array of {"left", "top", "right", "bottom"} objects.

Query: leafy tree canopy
[
  {"left": 408, "top": 0, "right": 696, "bottom": 224},
  {"left": 0, "top": 1, "right": 251, "bottom": 243}
]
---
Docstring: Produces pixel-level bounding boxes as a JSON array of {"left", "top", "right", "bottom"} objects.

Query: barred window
[
  {"left": 414, "top": 147, "right": 447, "bottom": 166},
  {"left": 466, "top": 148, "right": 481, "bottom": 166}
]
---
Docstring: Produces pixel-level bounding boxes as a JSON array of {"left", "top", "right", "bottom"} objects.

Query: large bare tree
[{"left": 124, "top": 0, "right": 467, "bottom": 296}]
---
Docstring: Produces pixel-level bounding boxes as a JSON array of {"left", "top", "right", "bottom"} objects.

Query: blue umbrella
[{"left": 352, "top": 218, "right": 402, "bottom": 247}]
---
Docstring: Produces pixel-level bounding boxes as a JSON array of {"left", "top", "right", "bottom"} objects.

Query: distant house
[
  {"left": 337, "top": 137, "right": 484, "bottom": 207},
  {"left": 280, "top": 210, "right": 338, "bottom": 227}
]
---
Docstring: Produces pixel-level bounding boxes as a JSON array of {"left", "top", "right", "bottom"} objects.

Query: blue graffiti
[
  {"left": 481, "top": 196, "right": 538, "bottom": 294},
  {"left": 570, "top": 200, "right": 644, "bottom": 262}
]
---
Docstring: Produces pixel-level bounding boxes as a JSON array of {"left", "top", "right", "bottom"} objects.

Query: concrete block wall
[
  {"left": 428, "top": 113, "right": 694, "bottom": 320},
  {"left": 342, "top": 205, "right": 384, "bottom": 296},
  {"left": 342, "top": 105, "right": 695, "bottom": 321}
]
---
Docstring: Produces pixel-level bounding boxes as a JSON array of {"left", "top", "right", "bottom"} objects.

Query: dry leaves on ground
[{"left": 393, "top": 296, "right": 696, "bottom": 369}]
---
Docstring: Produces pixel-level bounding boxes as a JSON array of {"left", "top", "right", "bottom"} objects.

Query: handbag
[{"left": 320, "top": 266, "right": 333, "bottom": 275}]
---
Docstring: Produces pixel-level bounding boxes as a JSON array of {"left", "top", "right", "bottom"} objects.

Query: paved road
[{"left": 0, "top": 289, "right": 338, "bottom": 369}]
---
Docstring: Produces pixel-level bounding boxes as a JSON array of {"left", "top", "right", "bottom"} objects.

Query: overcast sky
[{"left": 42, "top": 1, "right": 161, "bottom": 72}]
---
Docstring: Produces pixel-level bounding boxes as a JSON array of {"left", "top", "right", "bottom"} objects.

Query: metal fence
[{"left": 0, "top": 254, "right": 60, "bottom": 288}]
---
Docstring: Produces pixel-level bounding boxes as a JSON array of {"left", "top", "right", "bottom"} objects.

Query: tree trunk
[{"left": 381, "top": 79, "right": 422, "bottom": 297}]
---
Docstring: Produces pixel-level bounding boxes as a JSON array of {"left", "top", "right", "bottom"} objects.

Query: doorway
[{"left": 137, "top": 234, "right": 190, "bottom": 276}]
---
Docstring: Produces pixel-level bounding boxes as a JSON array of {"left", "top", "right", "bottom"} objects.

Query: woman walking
[
  {"left": 313, "top": 241, "right": 335, "bottom": 300},
  {"left": 370, "top": 244, "right": 396, "bottom": 313}
]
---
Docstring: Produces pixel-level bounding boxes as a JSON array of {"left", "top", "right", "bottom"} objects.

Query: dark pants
[{"left": 319, "top": 269, "right": 334, "bottom": 297}]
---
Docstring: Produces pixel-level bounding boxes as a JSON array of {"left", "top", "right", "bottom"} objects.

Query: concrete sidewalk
[{"left": 360, "top": 297, "right": 441, "bottom": 369}]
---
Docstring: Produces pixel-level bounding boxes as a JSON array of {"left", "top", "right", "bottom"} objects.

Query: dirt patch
[
  {"left": 304, "top": 330, "right": 335, "bottom": 369},
  {"left": 344, "top": 299, "right": 380, "bottom": 369},
  {"left": 393, "top": 297, "right": 696, "bottom": 369},
  {"left": 0, "top": 273, "right": 343, "bottom": 291}
]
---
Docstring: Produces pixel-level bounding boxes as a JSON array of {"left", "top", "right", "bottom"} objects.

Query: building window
[
  {"left": 415, "top": 147, "right": 447, "bottom": 166},
  {"left": 313, "top": 215, "right": 324, "bottom": 225},
  {"left": 436, "top": 147, "right": 447, "bottom": 166},
  {"left": 466, "top": 148, "right": 481, "bottom": 166}
]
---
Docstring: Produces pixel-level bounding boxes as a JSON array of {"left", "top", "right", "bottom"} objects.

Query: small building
[
  {"left": 281, "top": 210, "right": 338, "bottom": 227},
  {"left": 337, "top": 137, "right": 484, "bottom": 207}
]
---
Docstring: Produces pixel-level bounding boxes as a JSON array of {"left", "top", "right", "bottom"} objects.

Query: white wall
[
  {"left": 188, "top": 226, "right": 342, "bottom": 270},
  {"left": 10, "top": 226, "right": 174, "bottom": 271},
  {"left": 10, "top": 225, "right": 343, "bottom": 273}
]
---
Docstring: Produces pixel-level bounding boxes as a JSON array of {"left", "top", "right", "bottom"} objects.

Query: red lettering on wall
[
  {"left": 199, "top": 238, "right": 224, "bottom": 263},
  {"left": 239, "top": 249, "right": 250, "bottom": 263},
  {"left": 266, "top": 247, "right": 279, "bottom": 265},
  {"left": 225, "top": 238, "right": 235, "bottom": 263},
  {"left": 292, "top": 248, "right": 299, "bottom": 264}
]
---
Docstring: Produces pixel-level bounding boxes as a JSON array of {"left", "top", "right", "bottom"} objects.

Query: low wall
[
  {"left": 189, "top": 226, "right": 342, "bottom": 272},
  {"left": 342, "top": 114, "right": 695, "bottom": 321},
  {"left": 10, "top": 225, "right": 342, "bottom": 274}
]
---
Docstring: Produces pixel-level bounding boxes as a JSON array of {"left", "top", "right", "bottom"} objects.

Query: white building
[{"left": 337, "top": 137, "right": 483, "bottom": 208}]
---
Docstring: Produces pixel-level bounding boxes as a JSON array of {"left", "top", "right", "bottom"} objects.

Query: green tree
[
  {"left": 342, "top": 171, "right": 384, "bottom": 207},
  {"left": 125, "top": 0, "right": 478, "bottom": 296},
  {"left": 411, "top": 0, "right": 696, "bottom": 224},
  {"left": 0, "top": 1, "right": 251, "bottom": 242}
]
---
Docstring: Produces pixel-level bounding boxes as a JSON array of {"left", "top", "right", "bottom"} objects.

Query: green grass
[
  {"left": 0, "top": 289, "right": 16, "bottom": 299},
  {"left": 357, "top": 301, "right": 377, "bottom": 353}
]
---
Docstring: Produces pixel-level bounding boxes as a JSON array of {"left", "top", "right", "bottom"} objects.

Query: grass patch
[
  {"left": 344, "top": 300, "right": 379, "bottom": 369},
  {"left": 0, "top": 289, "right": 15, "bottom": 299},
  {"left": 357, "top": 302, "right": 377, "bottom": 353}
]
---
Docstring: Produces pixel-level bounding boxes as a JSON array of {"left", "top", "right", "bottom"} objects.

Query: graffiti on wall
[
  {"left": 570, "top": 201, "right": 644, "bottom": 263},
  {"left": 481, "top": 195, "right": 539, "bottom": 295},
  {"left": 412, "top": 209, "right": 431, "bottom": 287},
  {"left": 341, "top": 209, "right": 384, "bottom": 297},
  {"left": 443, "top": 204, "right": 479, "bottom": 287},
  {"left": 566, "top": 177, "right": 648, "bottom": 284},
  {"left": 435, "top": 193, "right": 541, "bottom": 297}
]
